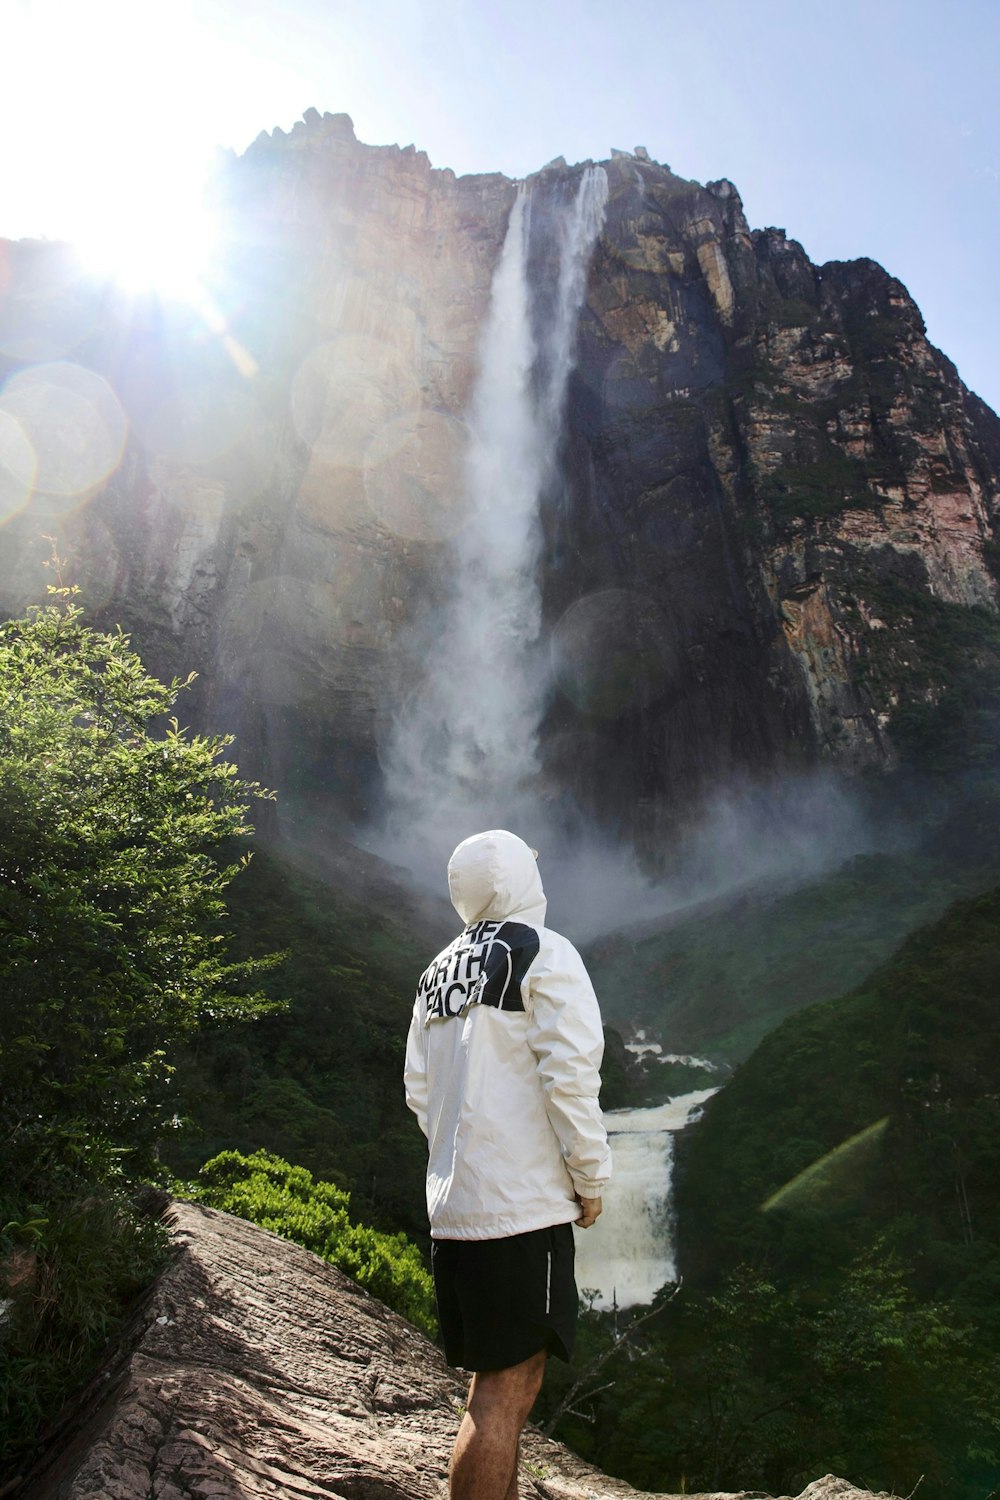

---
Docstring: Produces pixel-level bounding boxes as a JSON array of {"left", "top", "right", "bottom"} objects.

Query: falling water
[
  {"left": 574, "top": 1089, "right": 719, "bottom": 1309},
  {"left": 380, "top": 166, "right": 608, "bottom": 859}
]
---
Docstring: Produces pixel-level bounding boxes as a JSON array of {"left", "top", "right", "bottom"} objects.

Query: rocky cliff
[
  {"left": 16, "top": 1199, "right": 891, "bottom": 1500},
  {"left": 553, "top": 166, "right": 1000, "bottom": 840},
  {"left": 1, "top": 112, "right": 998, "bottom": 847}
]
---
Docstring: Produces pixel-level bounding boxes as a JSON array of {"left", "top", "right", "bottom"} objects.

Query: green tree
[
  {"left": 537, "top": 1247, "right": 997, "bottom": 1500},
  {"left": 0, "top": 593, "right": 281, "bottom": 1479},
  {"left": 0, "top": 594, "right": 280, "bottom": 1187}
]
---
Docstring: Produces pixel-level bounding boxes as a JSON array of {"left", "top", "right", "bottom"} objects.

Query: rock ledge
[{"left": 20, "top": 1201, "right": 890, "bottom": 1500}]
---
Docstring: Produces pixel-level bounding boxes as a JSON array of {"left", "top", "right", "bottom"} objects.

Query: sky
[{"left": 3, "top": 0, "right": 999, "bottom": 410}]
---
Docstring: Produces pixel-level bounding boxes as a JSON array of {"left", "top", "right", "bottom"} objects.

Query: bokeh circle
[
  {"left": 0, "top": 361, "right": 127, "bottom": 497},
  {"left": 551, "top": 587, "right": 676, "bottom": 717}
]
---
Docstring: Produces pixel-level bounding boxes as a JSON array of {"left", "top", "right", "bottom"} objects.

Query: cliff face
[
  {"left": 545, "top": 160, "right": 1000, "bottom": 836},
  {"left": 1, "top": 113, "right": 998, "bottom": 843}
]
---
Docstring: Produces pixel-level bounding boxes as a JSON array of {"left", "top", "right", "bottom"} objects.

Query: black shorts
[{"left": 431, "top": 1222, "right": 578, "bottom": 1373}]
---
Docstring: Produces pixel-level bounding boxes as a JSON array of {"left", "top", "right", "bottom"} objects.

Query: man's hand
[{"left": 575, "top": 1194, "right": 602, "bottom": 1229}]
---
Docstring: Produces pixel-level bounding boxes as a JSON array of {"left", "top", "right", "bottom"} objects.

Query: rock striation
[
  {"left": 17, "top": 1200, "right": 892, "bottom": 1500},
  {"left": 1, "top": 113, "right": 998, "bottom": 846}
]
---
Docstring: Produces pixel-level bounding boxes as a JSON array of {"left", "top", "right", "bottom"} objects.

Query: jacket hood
[{"left": 447, "top": 830, "right": 547, "bottom": 928}]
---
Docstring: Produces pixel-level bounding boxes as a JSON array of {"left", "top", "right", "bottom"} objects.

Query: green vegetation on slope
[
  {"left": 188, "top": 1149, "right": 437, "bottom": 1334},
  {"left": 586, "top": 850, "right": 989, "bottom": 1061},
  {"left": 0, "top": 597, "right": 280, "bottom": 1181},
  {"left": 538, "top": 888, "right": 1000, "bottom": 1499},
  {"left": 674, "top": 886, "right": 1000, "bottom": 1494},
  {"left": 761, "top": 448, "right": 882, "bottom": 521},
  {"left": 537, "top": 1238, "right": 994, "bottom": 1498},
  {"left": 678, "top": 887, "right": 1000, "bottom": 1306},
  {"left": 0, "top": 1173, "right": 170, "bottom": 1485},
  {"left": 161, "top": 843, "right": 441, "bottom": 1243},
  {"left": 0, "top": 596, "right": 277, "bottom": 1480}
]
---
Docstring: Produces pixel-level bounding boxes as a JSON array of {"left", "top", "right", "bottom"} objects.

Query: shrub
[{"left": 190, "top": 1149, "right": 437, "bottom": 1335}]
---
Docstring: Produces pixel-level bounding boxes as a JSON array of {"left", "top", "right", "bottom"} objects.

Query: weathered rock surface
[
  {"left": 547, "top": 166, "right": 1000, "bottom": 840},
  {"left": 1, "top": 113, "right": 999, "bottom": 845},
  {"left": 19, "top": 1201, "right": 890, "bottom": 1500}
]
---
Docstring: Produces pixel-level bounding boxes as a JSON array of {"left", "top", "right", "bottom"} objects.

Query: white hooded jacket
[{"left": 404, "top": 830, "right": 612, "bottom": 1239}]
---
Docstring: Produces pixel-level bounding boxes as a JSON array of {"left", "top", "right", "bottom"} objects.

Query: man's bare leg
[
  {"left": 449, "top": 1348, "right": 546, "bottom": 1500},
  {"left": 504, "top": 1441, "right": 521, "bottom": 1500}
]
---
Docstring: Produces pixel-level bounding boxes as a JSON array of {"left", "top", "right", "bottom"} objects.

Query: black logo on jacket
[{"left": 418, "top": 920, "right": 540, "bottom": 1022}]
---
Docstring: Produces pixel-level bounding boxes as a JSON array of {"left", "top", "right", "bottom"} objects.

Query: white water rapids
[{"left": 574, "top": 1088, "right": 719, "bottom": 1309}]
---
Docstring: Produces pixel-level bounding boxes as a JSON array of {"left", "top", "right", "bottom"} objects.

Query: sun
[
  {"left": 6, "top": 0, "right": 227, "bottom": 303},
  {"left": 74, "top": 171, "right": 221, "bottom": 303}
]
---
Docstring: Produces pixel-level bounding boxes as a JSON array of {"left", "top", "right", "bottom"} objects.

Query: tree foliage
[
  {"left": 677, "top": 887, "right": 1000, "bottom": 1296},
  {"left": 0, "top": 596, "right": 280, "bottom": 1480},
  {"left": 161, "top": 845, "right": 434, "bottom": 1242},
  {"left": 0, "top": 1162, "right": 169, "bottom": 1478},
  {"left": 536, "top": 1245, "right": 998, "bottom": 1500},
  {"left": 0, "top": 596, "right": 280, "bottom": 1186},
  {"left": 536, "top": 888, "right": 1000, "bottom": 1499}
]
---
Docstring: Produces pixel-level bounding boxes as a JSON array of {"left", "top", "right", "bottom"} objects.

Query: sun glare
[
  {"left": 75, "top": 182, "right": 220, "bottom": 302},
  {"left": 8, "top": 0, "right": 228, "bottom": 303}
]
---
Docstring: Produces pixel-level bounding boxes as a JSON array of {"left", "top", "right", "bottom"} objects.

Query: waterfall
[
  {"left": 379, "top": 166, "right": 608, "bottom": 860},
  {"left": 574, "top": 1088, "right": 719, "bottom": 1309}
]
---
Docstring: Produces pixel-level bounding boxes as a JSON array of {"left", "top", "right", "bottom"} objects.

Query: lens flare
[
  {"left": 219, "top": 571, "right": 387, "bottom": 709},
  {"left": 551, "top": 588, "right": 675, "bottom": 718},
  {"left": 761, "top": 1118, "right": 890, "bottom": 1215},
  {"left": 0, "top": 362, "right": 127, "bottom": 497},
  {"left": 0, "top": 248, "right": 100, "bottom": 363},
  {"left": 290, "top": 336, "right": 421, "bottom": 465},
  {"left": 140, "top": 382, "right": 258, "bottom": 467},
  {"left": 76, "top": 194, "right": 220, "bottom": 303},
  {"left": 0, "top": 410, "right": 37, "bottom": 524}
]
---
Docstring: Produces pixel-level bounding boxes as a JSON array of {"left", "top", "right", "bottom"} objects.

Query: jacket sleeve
[
  {"left": 403, "top": 995, "right": 429, "bottom": 1139},
  {"left": 524, "top": 933, "right": 612, "bottom": 1197}
]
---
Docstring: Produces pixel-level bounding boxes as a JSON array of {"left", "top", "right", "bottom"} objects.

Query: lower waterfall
[{"left": 573, "top": 1088, "right": 718, "bottom": 1309}]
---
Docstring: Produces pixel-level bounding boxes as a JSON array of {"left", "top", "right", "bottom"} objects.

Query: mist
[{"left": 541, "top": 769, "right": 877, "bottom": 940}]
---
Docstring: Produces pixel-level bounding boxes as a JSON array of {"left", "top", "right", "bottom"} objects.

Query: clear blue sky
[{"left": 5, "top": 0, "right": 999, "bottom": 411}]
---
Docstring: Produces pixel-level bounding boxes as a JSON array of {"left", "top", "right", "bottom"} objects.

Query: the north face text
[{"left": 417, "top": 920, "right": 540, "bottom": 1022}]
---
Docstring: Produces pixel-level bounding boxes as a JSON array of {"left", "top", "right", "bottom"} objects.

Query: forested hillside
[
  {"left": 677, "top": 887, "right": 1000, "bottom": 1309},
  {"left": 534, "top": 889, "right": 1000, "bottom": 1498},
  {"left": 587, "top": 849, "right": 994, "bottom": 1060}
]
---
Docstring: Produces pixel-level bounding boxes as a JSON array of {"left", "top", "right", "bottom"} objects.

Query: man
[{"left": 404, "top": 829, "right": 612, "bottom": 1500}]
